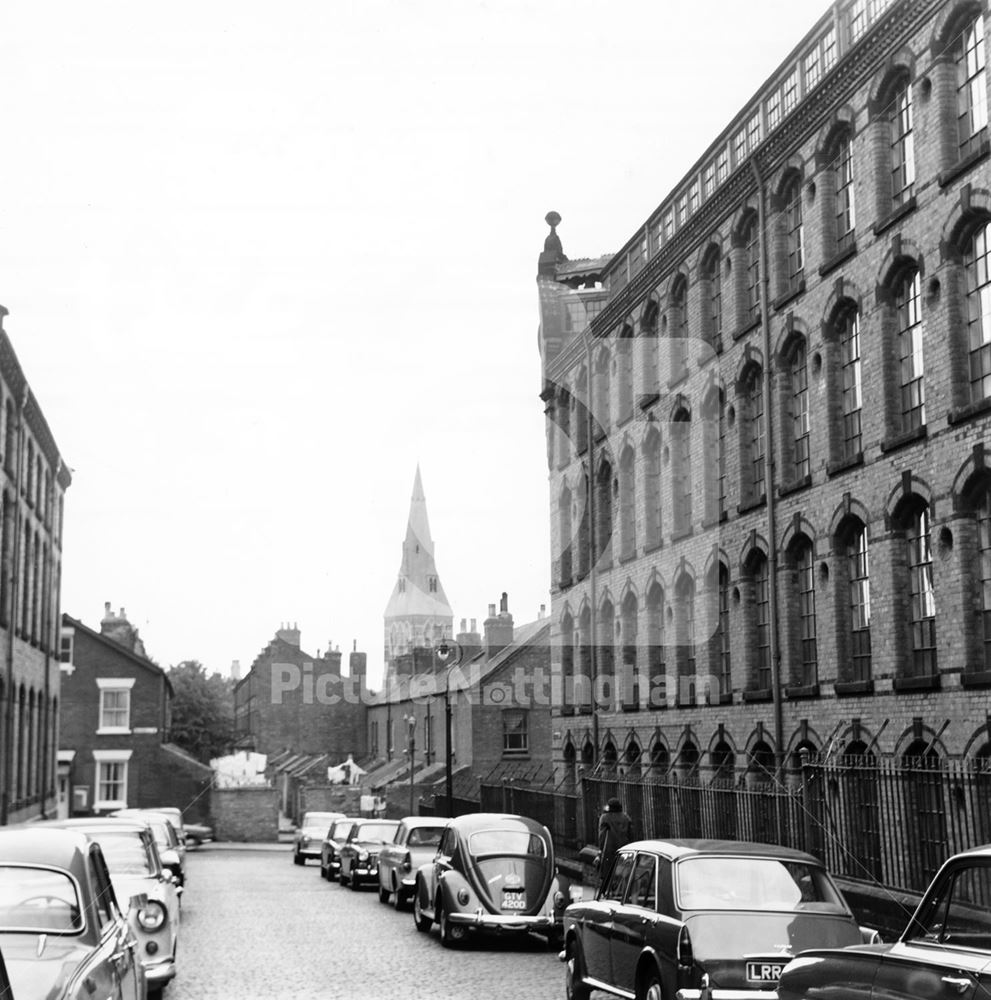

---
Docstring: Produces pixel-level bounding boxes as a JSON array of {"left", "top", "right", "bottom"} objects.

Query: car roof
[
  {"left": 0, "top": 826, "right": 93, "bottom": 869},
  {"left": 448, "top": 813, "right": 550, "bottom": 837},
  {"left": 353, "top": 819, "right": 398, "bottom": 829},
  {"left": 400, "top": 816, "right": 446, "bottom": 827},
  {"left": 622, "top": 838, "right": 824, "bottom": 865}
]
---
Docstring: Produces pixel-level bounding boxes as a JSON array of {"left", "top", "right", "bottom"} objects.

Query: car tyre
[
  {"left": 565, "top": 940, "right": 592, "bottom": 1000},
  {"left": 378, "top": 884, "right": 390, "bottom": 904},
  {"left": 319, "top": 860, "right": 327, "bottom": 880},
  {"left": 393, "top": 881, "right": 407, "bottom": 911},
  {"left": 339, "top": 866, "right": 349, "bottom": 887},
  {"left": 637, "top": 971, "right": 663, "bottom": 1000},
  {"left": 293, "top": 850, "right": 304, "bottom": 866},
  {"left": 438, "top": 899, "right": 466, "bottom": 949},
  {"left": 413, "top": 887, "right": 431, "bottom": 933},
  {"left": 349, "top": 871, "right": 361, "bottom": 891}
]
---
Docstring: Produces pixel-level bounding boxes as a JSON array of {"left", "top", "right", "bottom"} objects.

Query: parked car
[
  {"left": 412, "top": 812, "right": 575, "bottom": 948},
  {"left": 111, "top": 812, "right": 186, "bottom": 889},
  {"left": 294, "top": 811, "right": 345, "bottom": 866},
  {"left": 320, "top": 818, "right": 359, "bottom": 881},
  {"left": 112, "top": 808, "right": 187, "bottom": 848},
  {"left": 562, "top": 839, "right": 875, "bottom": 1000},
  {"left": 337, "top": 820, "right": 400, "bottom": 890},
  {"left": 182, "top": 822, "right": 213, "bottom": 848},
  {"left": 377, "top": 817, "right": 446, "bottom": 909},
  {"left": 0, "top": 825, "right": 147, "bottom": 1000},
  {"left": 41, "top": 819, "right": 181, "bottom": 998},
  {"left": 778, "top": 844, "right": 991, "bottom": 1000}
]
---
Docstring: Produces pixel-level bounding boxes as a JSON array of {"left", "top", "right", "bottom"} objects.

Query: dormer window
[{"left": 428, "top": 577, "right": 437, "bottom": 593}]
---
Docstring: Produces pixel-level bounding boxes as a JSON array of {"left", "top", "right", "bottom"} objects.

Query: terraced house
[{"left": 537, "top": 0, "right": 991, "bottom": 882}]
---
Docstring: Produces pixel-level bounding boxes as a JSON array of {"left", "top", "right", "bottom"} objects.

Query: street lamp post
[
  {"left": 435, "top": 640, "right": 463, "bottom": 818},
  {"left": 404, "top": 714, "right": 416, "bottom": 817}
]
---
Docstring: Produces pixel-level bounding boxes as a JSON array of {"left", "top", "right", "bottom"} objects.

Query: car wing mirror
[{"left": 128, "top": 893, "right": 149, "bottom": 911}]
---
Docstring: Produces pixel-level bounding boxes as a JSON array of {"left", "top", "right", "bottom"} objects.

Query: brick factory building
[{"left": 538, "top": 0, "right": 991, "bottom": 784}]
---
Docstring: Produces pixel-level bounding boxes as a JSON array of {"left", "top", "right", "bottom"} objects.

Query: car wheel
[
  {"left": 319, "top": 861, "right": 327, "bottom": 880},
  {"left": 393, "top": 881, "right": 407, "bottom": 911},
  {"left": 349, "top": 872, "right": 360, "bottom": 891},
  {"left": 327, "top": 863, "right": 338, "bottom": 882},
  {"left": 339, "top": 867, "right": 349, "bottom": 887},
  {"left": 293, "top": 850, "right": 304, "bottom": 866},
  {"left": 637, "top": 971, "right": 663, "bottom": 1000},
  {"left": 413, "top": 887, "right": 431, "bottom": 933},
  {"left": 378, "top": 883, "right": 390, "bottom": 904},
  {"left": 565, "top": 940, "right": 592, "bottom": 1000},
  {"left": 438, "top": 899, "right": 466, "bottom": 949}
]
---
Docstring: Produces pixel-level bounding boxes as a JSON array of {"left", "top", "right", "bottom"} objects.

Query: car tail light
[
  {"left": 137, "top": 900, "right": 167, "bottom": 932},
  {"left": 677, "top": 925, "right": 694, "bottom": 968},
  {"left": 553, "top": 891, "right": 566, "bottom": 909},
  {"left": 402, "top": 851, "right": 412, "bottom": 872}
]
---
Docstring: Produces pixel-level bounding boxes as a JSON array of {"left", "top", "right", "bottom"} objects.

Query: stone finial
[{"left": 544, "top": 211, "right": 563, "bottom": 255}]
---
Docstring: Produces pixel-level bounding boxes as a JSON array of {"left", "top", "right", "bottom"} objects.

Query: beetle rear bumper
[
  {"left": 447, "top": 911, "right": 557, "bottom": 932},
  {"left": 675, "top": 991, "right": 778, "bottom": 1000}
]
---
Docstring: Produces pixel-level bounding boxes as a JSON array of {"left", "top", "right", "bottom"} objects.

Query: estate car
[
  {"left": 377, "top": 817, "right": 446, "bottom": 909},
  {"left": 412, "top": 813, "right": 575, "bottom": 948},
  {"left": 778, "top": 844, "right": 991, "bottom": 1000},
  {"left": 562, "top": 839, "right": 875, "bottom": 1000}
]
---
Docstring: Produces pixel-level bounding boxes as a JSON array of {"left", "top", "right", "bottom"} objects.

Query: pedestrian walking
[{"left": 597, "top": 797, "right": 634, "bottom": 878}]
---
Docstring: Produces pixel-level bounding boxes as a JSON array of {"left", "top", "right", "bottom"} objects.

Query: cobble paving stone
[{"left": 167, "top": 845, "right": 568, "bottom": 1000}]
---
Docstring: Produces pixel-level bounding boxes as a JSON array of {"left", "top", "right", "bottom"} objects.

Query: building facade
[
  {"left": 382, "top": 466, "right": 454, "bottom": 683},
  {"left": 0, "top": 308, "right": 71, "bottom": 825},
  {"left": 232, "top": 624, "right": 367, "bottom": 759},
  {"left": 539, "top": 0, "right": 991, "bottom": 784},
  {"left": 58, "top": 606, "right": 213, "bottom": 820}
]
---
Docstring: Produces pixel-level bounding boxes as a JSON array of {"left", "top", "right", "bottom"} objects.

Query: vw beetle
[{"left": 412, "top": 812, "right": 576, "bottom": 948}]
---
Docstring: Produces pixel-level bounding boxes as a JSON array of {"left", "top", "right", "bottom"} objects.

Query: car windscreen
[
  {"left": 91, "top": 832, "right": 156, "bottom": 876},
  {"left": 328, "top": 821, "right": 354, "bottom": 840},
  {"left": 468, "top": 830, "right": 547, "bottom": 858},
  {"left": 676, "top": 856, "right": 847, "bottom": 912},
  {"left": 407, "top": 827, "right": 444, "bottom": 848},
  {"left": 0, "top": 866, "right": 84, "bottom": 933},
  {"left": 303, "top": 814, "right": 338, "bottom": 828},
  {"left": 353, "top": 823, "right": 398, "bottom": 843}
]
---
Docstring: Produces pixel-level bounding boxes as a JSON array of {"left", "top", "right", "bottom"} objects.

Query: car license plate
[
  {"left": 746, "top": 961, "right": 785, "bottom": 983},
  {"left": 502, "top": 893, "right": 527, "bottom": 910}
]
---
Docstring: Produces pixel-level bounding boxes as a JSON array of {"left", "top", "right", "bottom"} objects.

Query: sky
[{"left": 0, "top": 0, "right": 830, "bottom": 689}]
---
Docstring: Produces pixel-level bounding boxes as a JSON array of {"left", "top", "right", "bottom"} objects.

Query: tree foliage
[{"left": 167, "top": 660, "right": 234, "bottom": 764}]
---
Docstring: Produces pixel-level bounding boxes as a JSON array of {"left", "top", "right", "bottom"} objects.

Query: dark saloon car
[
  {"left": 0, "top": 826, "right": 147, "bottom": 1000},
  {"left": 778, "top": 844, "right": 991, "bottom": 1000},
  {"left": 412, "top": 813, "right": 576, "bottom": 948},
  {"left": 377, "top": 817, "right": 446, "bottom": 909},
  {"left": 562, "top": 839, "right": 874, "bottom": 1000},
  {"left": 337, "top": 820, "right": 400, "bottom": 890},
  {"left": 319, "top": 818, "right": 359, "bottom": 881}
]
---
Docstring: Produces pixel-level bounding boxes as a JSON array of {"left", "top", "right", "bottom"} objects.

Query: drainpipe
[
  {"left": 581, "top": 329, "right": 599, "bottom": 762},
  {"left": 40, "top": 461, "right": 56, "bottom": 820},
  {"left": 1, "top": 385, "right": 27, "bottom": 825},
  {"left": 749, "top": 158, "right": 785, "bottom": 781}
]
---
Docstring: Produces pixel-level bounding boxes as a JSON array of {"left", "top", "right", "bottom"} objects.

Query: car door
[
  {"left": 380, "top": 822, "right": 406, "bottom": 886},
  {"left": 90, "top": 848, "right": 142, "bottom": 1000},
  {"left": 610, "top": 851, "right": 663, "bottom": 996},
  {"left": 582, "top": 851, "right": 635, "bottom": 987}
]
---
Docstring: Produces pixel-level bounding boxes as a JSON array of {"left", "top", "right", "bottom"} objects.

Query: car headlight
[
  {"left": 359, "top": 850, "right": 369, "bottom": 861},
  {"left": 136, "top": 900, "right": 167, "bottom": 932},
  {"left": 457, "top": 888, "right": 471, "bottom": 906},
  {"left": 300, "top": 836, "right": 310, "bottom": 847},
  {"left": 553, "top": 891, "right": 566, "bottom": 909}
]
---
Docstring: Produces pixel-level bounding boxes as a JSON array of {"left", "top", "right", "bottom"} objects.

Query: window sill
[
  {"left": 961, "top": 670, "right": 991, "bottom": 689},
  {"left": 778, "top": 474, "right": 812, "bottom": 498},
  {"left": 873, "top": 195, "right": 917, "bottom": 236},
  {"left": 948, "top": 394, "right": 991, "bottom": 426},
  {"left": 880, "top": 424, "right": 927, "bottom": 454},
  {"left": 667, "top": 371, "right": 689, "bottom": 391},
  {"left": 834, "top": 679, "right": 874, "bottom": 697},
  {"left": 732, "top": 315, "right": 762, "bottom": 343},
  {"left": 742, "top": 688, "right": 773, "bottom": 703},
  {"left": 621, "top": 701, "right": 640, "bottom": 713},
  {"left": 619, "top": 552, "right": 638, "bottom": 565},
  {"left": 938, "top": 138, "right": 990, "bottom": 189},
  {"left": 671, "top": 526, "right": 693, "bottom": 543},
  {"left": 593, "top": 427, "right": 607, "bottom": 444},
  {"left": 616, "top": 411, "right": 635, "bottom": 430},
  {"left": 827, "top": 452, "right": 863, "bottom": 477},
  {"left": 557, "top": 577, "right": 573, "bottom": 591},
  {"left": 644, "top": 539, "right": 663, "bottom": 555},
  {"left": 737, "top": 494, "right": 767, "bottom": 515},
  {"left": 558, "top": 706, "right": 575, "bottom": 717},
  {"left": 772, "top": 280, "right": 806, "bottom": 312},
  {"left": 892, "top": 674, "right": 941, "bottom": 692},
  {"left": 502, "top": 752, "right": 530, "bottom": 760},
  {"left": 785, "top": 683, "right": 820, "bottom": 699},
  {"left": 818, "top": 242, "right": 857, "bottom": 278},
  {"left": 718, "top": 692, "right": 734, "bottom": 705},
  {"left": 638, "top": 392, "right": 660, "bottom": 412},
  {"left": 96, "top": 727, "right": 132, "bottom": 736}
]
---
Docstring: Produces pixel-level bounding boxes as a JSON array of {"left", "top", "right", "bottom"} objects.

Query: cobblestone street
[{"left": 168, "top": 845, "right": 566, "bottom": 1000}]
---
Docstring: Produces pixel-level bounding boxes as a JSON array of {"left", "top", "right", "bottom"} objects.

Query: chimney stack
[{"left": 484, "top": 593, "right": 514, "bottom": 659}]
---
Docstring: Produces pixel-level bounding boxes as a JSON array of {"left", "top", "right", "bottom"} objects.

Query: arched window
[
  {"left": 556, "top": 388, "right": 571, "bottom": 469},
  {"left": 675, "top": 574, "right": 696, "bottom": 706},
  {"left": 954, "top": 12, "right": 988, "bottom": 160},
  {"left": 890, "top": 77, "right": 915, "bottom": 208},
  {"left": 979, "top": 484, "right": 991, "bottom": 671},
  {"left": 788, "top": 339, "right": 811, "bottom": 481},
  {"left": 560, "top": 613, "right": 575, "bottom": 714},
  {"left": 718, "top": 563, "right": 732, "bottom": 699},
  {"left": 752, "top": 554, "right": 772, "bottom": 691},
  {"left": 670, "top": 276, "right": 689, "bottom": 382},
  {"left": 702, "top": 389, "right": 727, "bottom": 524},
  {"left": 794, "top": 538, "right": 818, "bottom": 688},
  {"left": 965, "top": 220, "right": 991, "bottom": 404},
  {"left": 593, "top": 347, "right": 610, "bottom": 439},
  {"left": 558, "top": 486, "right": 573, "bottom": 587},
  {"left": 595, "top": 458, "right": 613, "bottom": 566},
  {"left": 641, "top": 300, "right": 660, "bottom": 399},
  {"left": 574, "top": 367, "right": 589, "bottom": 453},
  {"left": 833, "top": 132, "right": 856, "bottom": 254},
  {"left": 642, "top": 428, "right": 662, "bottom": 550},
  {"left": 702, "top": 245, "right": 722, "bottom": 350},
  {"left": 741, "top": 368, "right": 766, "bottom": 503},
  {"left": 672, "top": 410, "right": 692, "bottom": 535},
  {"left": 743, "top": 213, "right": 761, "bottom": 324},
  {"left": 598, "top": 600, "right": 615, "bottom": 712},
  {"left": 837, "top": 307, "right": 863, "bottom": 461},
  {"left": 781, "top": 173, "right": 804, "bottom": 296},
  {"left": 620, "top": 592, "right": 639, "bottom": 710},
  {"left": 840, "top": 520, "right": 873, "bottom": 684},
  {"left": 895, "top": 268, "right": 926, "bottom": 431},
  {"left": 577, "top": 606, "right": 592, "bottom": 713},
  {"left": 576, "top": 473, "right": 590, "bottom": 581},
  {"left": 646, "top": 581, "right": 666, "bottom": 709},
  {"left": 618, "top": 447, "right": 636, "bottom": 561},
  {"left": 895, "top": 501, "right": 937, "bottom": 679},
  {"left": 616, "top": 328, "right": 634, "bottom": 424}
]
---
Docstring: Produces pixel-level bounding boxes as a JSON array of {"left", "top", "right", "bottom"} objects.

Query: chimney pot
[
  {"left": 500, "top": 592, "right": 509, "bottom": 613},
  {"left": 488, "top": 604, "right": 496, "bottom": 617}
]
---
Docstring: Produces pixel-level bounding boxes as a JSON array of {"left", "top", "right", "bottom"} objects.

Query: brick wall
[{"left": 213, "top": 787, "right": 279, "bottom": 842}]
